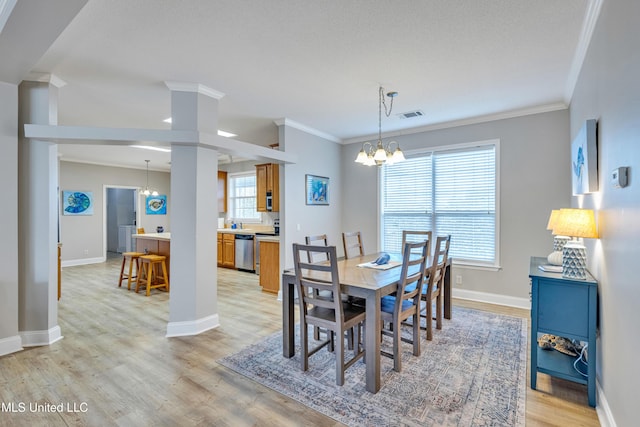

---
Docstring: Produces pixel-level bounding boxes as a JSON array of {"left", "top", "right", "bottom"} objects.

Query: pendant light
[
  {"left": 354, "top": 86, "right": 405, "bottom": 167},
  {"left": 142, "top": 160, "right": 158, "bottom": 196}
]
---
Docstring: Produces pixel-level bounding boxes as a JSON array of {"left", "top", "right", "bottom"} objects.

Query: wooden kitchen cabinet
[
  {"left": 256, "top": 163, "right": 279, "bottom": 212},
  {"left": 217, "top": 233, "right": 223, "bottom": 266},
  {"left": 259, "top": 240, "right": 280, "bottom": 293},
  {"left": 222, "top": 233, "right": 235, "bottom": 268},
  {"left": 218, "top": 171, "right": 227, "bottom": 213}
]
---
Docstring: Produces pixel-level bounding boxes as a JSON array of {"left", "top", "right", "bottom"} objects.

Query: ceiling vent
[{"left": 398, "top": 110, "right": 424, "bottom": 119}]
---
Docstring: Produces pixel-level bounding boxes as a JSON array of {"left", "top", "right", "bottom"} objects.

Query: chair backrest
[
  {"left": 305, "top": 234, "right": 329, "bottom": 263},
  {"left": 395, "top": 240, "right": 429, "bottom": 311},
  {"left": 137, "top": 227, "right": 145, "bottom": 234},
  {"left": 342, "top": 231, "right": 364, "bottom": 259},
  {"left": 292, "top": 243, "right": 344, "bottom": 325},
  {"left": 425, "top": 235, "right": 451, "bottom": 296},
  {"left": 402, "top": 230, "right": 432, "bottom": 256}
]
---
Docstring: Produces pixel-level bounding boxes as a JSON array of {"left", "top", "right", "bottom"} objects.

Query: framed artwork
[
  {"left": 305, "top": 174, "right": 329, "bottom": 205},
  {"left": 146, "top": 195, "right": 167, "bottom": 215},
  {"left": 62, "top": 191, "right": 93, "bottom": 215},
  {"left": 572, "top": 119, "right": 598, "bottom": 195}
]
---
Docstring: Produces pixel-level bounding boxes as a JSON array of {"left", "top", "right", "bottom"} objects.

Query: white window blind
[
  {"left": 228, "top": 172, "right": 261, "bottom": 222},
  {"left": 381, "top": 143, "right": 497, "bottom": 266}
]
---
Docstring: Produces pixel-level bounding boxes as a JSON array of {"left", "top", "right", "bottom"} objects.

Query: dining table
[{"left": 281, "top": 251, "right": 452, "bottom": 393}]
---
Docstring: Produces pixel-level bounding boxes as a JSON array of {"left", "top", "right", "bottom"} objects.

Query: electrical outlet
[
  {"left": 456, "top": 275, "right": 462, "bottom": 286},
  {"left": 83, "top": 249, "right": 89, "bottom": 255}
]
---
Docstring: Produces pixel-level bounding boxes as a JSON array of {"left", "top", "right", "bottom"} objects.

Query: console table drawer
[{"left": 537, "top": 279, "right": 589, "bottom": 338}]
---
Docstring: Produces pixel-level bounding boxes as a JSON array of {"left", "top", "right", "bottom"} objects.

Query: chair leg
[
  {"left": 426, "top": 301, "right": 433, "bottom": 341},
  {"left": 135, "top": 262, "right": 146, "bottom": 293},
  {"left": 412, "top": 312, "right": 421, "bottom": 356},
  {"left": 436, "top": 294, "right": 442, "bottom": 330},
  {"left": 336, "top": 329, "right": 345, "bottom": 386},
  {"left": 126, "top": 257, "right": 136, "bottom": 290},
  {"left": 392, "top": 320, "right": 402, "bottom": 372},
  {"left": 300, "top": 322, "right": 309, "bottom": 372},
  {"left": 118, "top": 257, "right": 126, "bottom": 287}
]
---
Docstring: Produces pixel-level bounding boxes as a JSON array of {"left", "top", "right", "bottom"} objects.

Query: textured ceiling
[{"left": 4, "top": 0, "right": 593, "bottom": 171}]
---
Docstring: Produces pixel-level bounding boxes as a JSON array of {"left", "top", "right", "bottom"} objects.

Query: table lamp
[
  {"left": 546, "top": 209, "right": 570, "bottom": 265},
  {"left": 552, "top": 208, "right": 598, "bottom": 279}
]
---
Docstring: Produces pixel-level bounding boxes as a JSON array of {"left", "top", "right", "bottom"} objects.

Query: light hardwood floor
[{"left": 0, "top": 254, "right": 600, "bottom": 426}]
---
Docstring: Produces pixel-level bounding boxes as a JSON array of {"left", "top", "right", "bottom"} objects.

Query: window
[
  {"left": 228, "top": 172, "right": 261, "bottom": 222},
  {"left": 381, "top": 141, "right": 498, "bottom": 267}
]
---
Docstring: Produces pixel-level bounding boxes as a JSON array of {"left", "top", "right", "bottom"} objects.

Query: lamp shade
[
  {"left": 552, "top": 208, "right": 598, "bottom": 239},
  {"left": 546, "top": 209, "right": 561, "bottom": 232}
]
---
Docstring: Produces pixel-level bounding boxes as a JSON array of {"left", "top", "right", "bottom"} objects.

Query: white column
[
  {"left": 0, "top": 82, "right": 22, "bottom": 356},
  {"left": 165, "top": 83, "right": 222, "bottom": 337},
  {"left": 17, "top": 77, "right": 63, "bottom": 346}
]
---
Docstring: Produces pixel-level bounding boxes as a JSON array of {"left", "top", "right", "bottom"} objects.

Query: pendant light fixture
[
  {"left": 141, "top": 160, "right": 158, "bottom": 196},
  {"left": 354, "top": 86, "right": 405, "bottom": 167}
]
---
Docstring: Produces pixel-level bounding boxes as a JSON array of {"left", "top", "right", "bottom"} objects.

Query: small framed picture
[
  {"left": 146, "top": 195, "right": 167, "bottom": 215},
  {"left": 62, "top": 190, "right": 94, "bottom": 215},
  {"left": 305, "top": 174, "right": 329, "bottom": 205}
]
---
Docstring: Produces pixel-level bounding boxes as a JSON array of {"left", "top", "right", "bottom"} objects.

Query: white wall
[
  {"left": 342, "top": 109, "right": 571, "bottom": 304},
  {"left": 59, "top": 161, "right": 170, "bottom": 264},
  {"left": 0, "top": 82, "right": 21, "bottom": 354},
  {"left": 280, "top": 124, "right": 343, "bottom": 268},
  {"left": 569, "top": 0, "right": 640, "bottom": 425}
]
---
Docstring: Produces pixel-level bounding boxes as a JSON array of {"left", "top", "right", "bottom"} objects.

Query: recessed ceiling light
[
  {"left": 217, "top": 130, "right": 237, "bottom": 138},
  {"left": 131, "top": 145, "right": 172, "bottom": 153}
]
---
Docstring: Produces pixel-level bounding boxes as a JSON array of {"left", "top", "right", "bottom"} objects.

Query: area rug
[{"left": 218, "top": 307, "right": 527, "bottom": 426}]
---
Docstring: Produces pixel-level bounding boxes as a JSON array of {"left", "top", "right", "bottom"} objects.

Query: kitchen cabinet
[
  {"left": 218, "top": 171, "right": 227, "bottom": 212},
  {"left": 256, "top": 163, "right": 279, "bottom": 212},
  {"left": 221, "top": 233, "right": 235, "bottom": 268},
  {"left": 217, "top": 233, "right": 223, "bottom": 266},
  {"left": 259, "top": 239, "right": 279, "bottom": 293},
  {"left": 529, "top": 256, "right": 597, "bottom": 407}
]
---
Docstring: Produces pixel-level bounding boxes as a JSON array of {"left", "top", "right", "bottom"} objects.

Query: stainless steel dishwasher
[{"left": 234, "top": 234, "right": 255, "bottom": 272}]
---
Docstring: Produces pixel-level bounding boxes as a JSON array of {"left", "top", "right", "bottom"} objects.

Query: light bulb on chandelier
[{"left": 354, "top": 86, "right": 405, "bottom": 167}]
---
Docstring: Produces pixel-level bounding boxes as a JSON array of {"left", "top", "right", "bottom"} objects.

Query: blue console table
[{"left": 529, "top": 256, "right": 597, "bottom": 407}]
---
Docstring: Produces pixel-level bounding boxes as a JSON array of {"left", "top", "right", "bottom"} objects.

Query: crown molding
[
  {"left": 24, "top": 72, "right": 67, "bottom": 88},
  {"left": 274, "top": 118, "right": 340, "bottom": 143},
  {"left": 343, "top": 102, "right": 568, "bottom": 145},
  {"left": 164, "top": 81, "right": 225, "bottom": 100},
  {"left": 564, "top": 0, "right": 604, "bottom": 103},
  {"left": 0, "top": 0, "right": 17, "bottom": 35}
]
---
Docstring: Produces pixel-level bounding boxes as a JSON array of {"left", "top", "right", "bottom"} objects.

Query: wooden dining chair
[
  {"left": 402, "top": 230, "right": 432, "bottom": 256},
  {"left": 292, "top": 243, "right": 366, "bottom": 386},
  {"left": 420, "top": 235, "right": 451, "bottom": 340},
  {"left": 342, "top": 231, "right": 364, "bottom": 259},
  {"left": 304, "top": 234, "right": 329, "bottom": 341},
  {"left": 380, "top": 240, "right": 428, "bottom": 372},
  {"left": 305, "top": 234, "right": 329, "bottom": 263}
]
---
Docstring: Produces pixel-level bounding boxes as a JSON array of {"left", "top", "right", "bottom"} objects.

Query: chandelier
[
  {"left": 354, "top": 86, "right": 405, "bottom": 166},
  {"left": 141, "top": 160, "right": 158, "bottom": 196}
]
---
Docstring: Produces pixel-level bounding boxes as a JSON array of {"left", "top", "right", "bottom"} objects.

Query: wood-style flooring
[{"left": 0, "top": 254, "right": 600, "bottom": 426}]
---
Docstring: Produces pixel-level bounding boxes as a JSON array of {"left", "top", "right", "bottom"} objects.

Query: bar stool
[
  {"left": 118, "top": 251, "right": 145, "bottom": 290},
  {"left": 135, "top": 255, "right": 170, "bottom": 296}
]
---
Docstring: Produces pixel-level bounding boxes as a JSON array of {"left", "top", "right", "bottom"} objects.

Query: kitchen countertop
[
  {"left": 133, "top": 232, "right": 171, "bottom": 241},
  {"left": 217, "top": 228, "right": 276, "bottom": 236}
]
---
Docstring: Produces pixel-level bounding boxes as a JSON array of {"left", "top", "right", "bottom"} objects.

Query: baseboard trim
[
  {"left": 0, "top": 335, "right": 23, "bottom": 357},
  {"left": 452, "top": 288, "right": 530, "bottom": 310},
  {"left": 62, "top": 256, "right": 105, "bottom": 267},
  {"left": 596, "top": 379, "right": 616, "bottom": 427},
  {"left": 166, "top": 314, "right": 220, "bottom": 338},
  {"left": 20, "top": 326, "right": 63, "bottom": 347}
]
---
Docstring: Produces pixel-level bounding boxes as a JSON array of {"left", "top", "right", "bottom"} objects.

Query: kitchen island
[{"left": 133, "top": 232, "right": 171, "bottom": 279}]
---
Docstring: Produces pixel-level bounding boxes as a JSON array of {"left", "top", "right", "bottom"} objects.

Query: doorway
[{"left": 105, "top": 186, "right": 139, "bottom": 257}]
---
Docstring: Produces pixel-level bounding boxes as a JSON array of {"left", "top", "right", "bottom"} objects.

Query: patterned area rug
[{"left": 218, "top": 307, "right": 527, "bottom": 426}]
